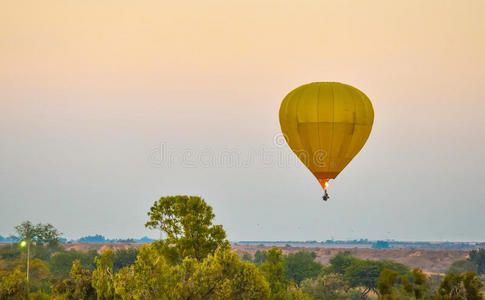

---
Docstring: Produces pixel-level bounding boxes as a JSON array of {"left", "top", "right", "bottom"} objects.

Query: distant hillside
[
  {"left": 236, "top": 240, "right": 482, "bottom": 251},
  {"left": 233, "top": 245, "right": 469, "bottom": 274}
]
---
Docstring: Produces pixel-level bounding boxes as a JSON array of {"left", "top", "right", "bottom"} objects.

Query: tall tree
[
  {"left": 114, "top": 245, "right": 172, "bottom": 299},
  {"left": 241, "top": 252, "right": 253, "bottom": 262},
  {"left": 285, "top": 250, "right": 323, "bottom": 286},
  {"left": 411, "top": 268, "right": 430, "bottom": 299},
  {"left": 15, "top": 221, "right": 61, "bottom": 248},
  {"left": 468, "top": 249, "right": 485, "bottom": 275},
  {"left": 145, "top": 195, "right": 228, "bottom": 263},
  {"left": 171, "top": 248, "right": 270, "bottom": 300},
  {"left": 53, "top": 259, "right": 97, "bottom": 299},
  {"left": 15, "top": 221, "right": 37, "bottom": 243},
  {"left": 377, "top": 268, "right": 398, "bottom": 300},
  {"left": 326, "top": 251, "right": 359, "bottom": 275},
  {"left": 301, "top": 273, "right": 350, "bottom": 300},
  {"left": 462, "top": 272, "right": 484, "bottom": 300},
  {"left": 92, "top": 250, "right": 115, "bottom": 300},
  {"left": 259, "top": 248, "right": 287, "bottom": 300},
  {"left": 254, "top": 250, "right": 268, "bottom": 265},
  {"left": 435, "top": 272, "right": 483, "bottom": 300},
  {"left": 327, "top": 252, "right": 410, "bottom": 300},
  {"left": 344, "top": 260, "right": 382, "bottom": 299},
  {"left": 49, "top": 249, "right": 99, "bottom": 278},
  {"left": 113, "top": 245, "right": 270, "bottom": 300},
  {"left": 112, "top": 248, "right": 139, "bottom": 272},
  {"left": 344, "top": 259, "right": 409, "bottom": 299},
  {"left": 0, "top": 268, "right": 28, "bottom": 299},
  {"left": 26, "top": 258, "right": 50, "bottom": 293}
]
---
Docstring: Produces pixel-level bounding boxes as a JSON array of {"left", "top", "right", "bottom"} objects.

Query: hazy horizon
[{"left": 1, "top": 0, "right": 484, "bottom": 242}]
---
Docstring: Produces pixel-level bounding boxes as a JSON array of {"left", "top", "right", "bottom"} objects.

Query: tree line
[{"left": 1, "top": 195, "right": 484, "bottom": 299}]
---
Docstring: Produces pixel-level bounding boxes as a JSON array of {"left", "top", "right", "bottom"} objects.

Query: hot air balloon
[{"left": 279, "top": 82, "right": 374, "bottom": 201}]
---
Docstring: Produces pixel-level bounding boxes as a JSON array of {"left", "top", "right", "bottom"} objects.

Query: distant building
[{"left": 372, "top": 241, "right": 390, "bottom": 249}]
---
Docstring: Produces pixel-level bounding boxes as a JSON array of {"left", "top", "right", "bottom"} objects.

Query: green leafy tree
[
  {"left": 328, "top": 253, "right": 409, "bottom": 300},
  {"left": 230, "top": 263, "right": 271, "bottom": 300},
  {"left": 145, "top": 195, "right": 228, "bottom": 264},
  {"left": 241, "top": 252, "right": 253, "bottom": 262},
  {"left": 462, "top": 272, "right": 483, "bottom": 300},
  {"left": 15, "top": 221, "right": 37, "bottom": 243},
  {"left": 0, "top": 256, "right": 50, "bottom": 294},
  {"left": 52, "top": 259, "right": 96, "bottom": 300},
  {"left": 259, "top": 248, "right": 287, "bottom": 300},
  {"left": 36, "top": 224, "right": 63, "bottom": 249},
  {"left": 29, "top": 290, "right": 51, "bottom": 299},
  {"left": 285, "top": 250, "right": 323, "bottom": 286},
  {"left": 112, "top": 245, "right": 270, "bottom": 300},
  {"left": 468, "top": 249, "right": 485, "bottom": 275},
  {"left": 114, "top": 245, "right": 172, "bottom": 299},
  {"left": 113, "top": 266, "right": 137, "bottom": 299},
  {"left": 411, "top": 268, "right": 431, "bottom": 299},
  {"left": 435, "top": 272, "right": 483, "bottom": 300},
  {"left": 15, "top": 221, "right": 62, "bottom": 249},
  {"left": 70, "top": 260, "right": 97, "bottom": 300},
  {"left": 14, "top": 221, "right": 62, "bottom": 267},
  {"left": 0, "top": 268, "right": 28, "bottom": 299},
  {"left": 171, "top": 248, "right": 270, "bottom": 300},
  {"left": 344, "top": 260, "right": 382, "bottom": 299},
  {"left": 435, "top": 272, "right": 464, "bottom": 300},
  {"left": 0, "top": 244, "right": 22, "bottom": 261},
  {"left": 402, "top": 274, "right": 413, "bottom": 294},
  {"left": 254, "top": 250, "right": 268, "bottom": 265},
  {"left": 112, "top": 248, "right": 139, "bottom": 272},
  {"left": 26, "top": 258, "right": 50, "bottom": 293},
  {"left": 114, "top": 196, "right": 271, "bottom": 299},
  {"left": 377, "top": 268, "right": 398, "bottom": 300},
  {"left": 448, "top": 259, "right": 478, "bottom": 274},
  {"left": 92, "top": 250, "right": 115, "bottom": 300},
  {"left": 326, "top": 251, "right": 358, "bottom": 275},
  {"left": 132, "top": 244, "right": 171, "bottom": 299},
  {"left": 49, "top": 250, "right": 98, "bottom": 278},
  {"left": 301, "top": 273, "right": 350, "bottom": 300},
  {"left": 283, "top": 286, "right": 313, "bottom": 300},
  {"left": 379, "top": 260, "right": 410, "bottom": 276}
]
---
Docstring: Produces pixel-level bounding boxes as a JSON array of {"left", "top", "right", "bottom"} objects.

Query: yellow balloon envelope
[{"left": 279, "top": 82, "right": 374, "bottom": 190}]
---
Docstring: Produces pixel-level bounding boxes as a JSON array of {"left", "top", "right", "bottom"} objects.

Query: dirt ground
[
  {"left": 61, "top": 243, "right": 468, "bottom": 274},
  {"left": 63, "top": 242, "right": 145, "bottom": 253}
]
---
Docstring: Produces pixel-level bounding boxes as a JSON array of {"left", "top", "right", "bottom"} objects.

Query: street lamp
[{"left": 20, "top": 240, "right": 30, "bottom": 282}]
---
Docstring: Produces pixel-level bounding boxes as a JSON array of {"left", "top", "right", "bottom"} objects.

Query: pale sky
[{"left": 1, "top": 0, "right": 484, "bottom": 241}]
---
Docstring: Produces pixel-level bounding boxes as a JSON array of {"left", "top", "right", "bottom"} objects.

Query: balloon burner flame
[{"left": 318, "top": 179, "right": 330, "bottom": 190}]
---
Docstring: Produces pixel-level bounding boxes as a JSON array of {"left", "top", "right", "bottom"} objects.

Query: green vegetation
[
  {"left": 259, "top": 248, "right": 287, "bottom": 299},
  {"left": 1, "top": 195, "right": 484, "bottom": 299},
  {"left": 112, "top": 248, "right": 139, "bottom": 272},
  {"left": 52, "top": 260, "right": 96, "bottom": 299},
  {"left": 145, "top": 195, "right": 228, "bottom": 264},
  {"left": 446, "top": 249, "right": 485, "bottom": 277},
  {"left": 300, "top": 273, "right": 352, "bottom": 300},
  {"left": 435, "top": 272, "right": 483, "bottom": 300},
  {"left": 285, "top": 250, "right": 323, "bottom": 286},
  {"left": 49, "top": 250, "right": 99, "bottom": 277},
  {"left": 448, "top": 259, "right": 479, "bottom": 274},
  {"left": 377, "top": 268, "right": 398, "bottom": 299},
  {"left": 469, "top": 249, "right": 485, "bottom": 276}
]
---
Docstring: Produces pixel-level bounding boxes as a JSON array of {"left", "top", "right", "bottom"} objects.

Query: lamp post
[{"left": 20, "top": 240, "right": 30, "bottom": 282}]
